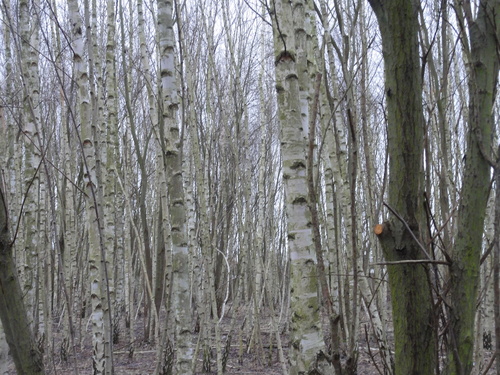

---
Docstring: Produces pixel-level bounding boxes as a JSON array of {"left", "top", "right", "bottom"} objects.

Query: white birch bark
[
  {"left": 271, "top": 1, "right": 324, "bottom": 373},
  {"left": 104, "top": 0, "right": 120, "bottom": 313},
  {"left": 157, "top": 0, "right": 193, "bottom": 372},
  {"left": 322, "top": 0, "right": 363, "bottom": 345},
  {"left": 67, "top": 0, "right": 113, "bottom": 371},
  {"left": 183, "top": 31, "right": 213, "bottom": 372},
  {"left": 318, "top": 1, "right": 352, "bottom": 342},
  {"left": 198, "top": 3, "right": 225, "bottom": 372},
  {"left": 19, "top": 0, "right": 43, "bottom": 334},
  {"left": 88, "top": 2, "right": 115, "bottom": 367},
  {"left": 122, "top": 133, "right": 136, "bottom": 344},
  {"left": 0, "top": 9, "right": 14, "bottom": 371},
  {"left": 136, "top": 0, "right": 159, "bottom": 326}
]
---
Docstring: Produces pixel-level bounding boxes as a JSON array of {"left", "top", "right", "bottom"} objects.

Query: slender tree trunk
[
  {"left": 0, "top": 5, "right": 15, "bottom": 371},
  {"left": 494, "top": 163, "right": 500, "bottom": 375},
  {"left": 157, "top": 0, "right": 193, "bottom": 372},
  {"left": 449, "top": 1, "right": 500, "bottom": 372},
  {"left": 104, "top": 0, "right": 119, "bottom": 317},
  {"left": 19, "top": 0, "right": 43, "bottom": 335},
  {"left": 67, "top": 0, "right": 114, "bottom": 371}
]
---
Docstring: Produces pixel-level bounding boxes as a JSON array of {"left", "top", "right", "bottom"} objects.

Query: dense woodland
[{"left": 0, "top": 0, "right": 500, "bottom": 374}]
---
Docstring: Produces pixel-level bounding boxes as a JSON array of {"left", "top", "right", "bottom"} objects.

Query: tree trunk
[
  {"left": 158, "top": 0, "right": 193, "bottom": 372},
  {"left": 0, "top": 172, "right": 45, "bottom": 375},
  {"left": 448, "top": 0, "right": 500, "bottom": 372},
  {"left": 368, "top": 0, "right": 437, "bottom": 372},
  {"left": 67, "top": 0, "right": 114, "bottom": 370},
  {"left": 271, "top": 1, "right": 325, "bottom": 373}
]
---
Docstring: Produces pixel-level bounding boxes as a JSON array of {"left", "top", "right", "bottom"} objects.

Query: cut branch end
[{"left": 374, "top": 223, "right": 384, "bottom": 235}]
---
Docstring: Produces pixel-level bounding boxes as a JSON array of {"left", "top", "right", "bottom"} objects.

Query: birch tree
[
  {"left": 157, "top": 0, "right": 193, "bottom": 372},
  {"left": 67, "top": 0, "right": 114, "bottom": 371},
  {"left": 18, "top": 0, "right": 45, "bottom": 337},
  {"left": 271, "top": 1, "right": 326, "bottom": 373}
]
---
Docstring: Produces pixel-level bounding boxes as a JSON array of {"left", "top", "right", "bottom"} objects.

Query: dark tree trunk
[
  {"left": 367, "top": 0, "right": 437, "bottom": 372},
  {"left": 0, "top": 173, "right": 45, "bottom": 375},
  {"left": 448, "top": 1, "right": 499, "bottom": 373}
]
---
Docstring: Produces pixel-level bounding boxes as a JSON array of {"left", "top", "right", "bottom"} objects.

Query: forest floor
[{"left": 4, "top": 306, "right": 497, "bottom": 374}]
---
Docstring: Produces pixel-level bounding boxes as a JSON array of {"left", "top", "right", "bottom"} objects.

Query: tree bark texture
[
  {"left": 0, "top": 173, "right": 45, "bottom": 375},
  {"left": 368, "top": 0, "right": 436, "bottom": 373},
  {"left": 449, "top": 0, "right": 500, "bottom": 373},
  {"left": 158, "top": 0, "right": 193, "bottom": 372},
  {"left": 271, "top": 1, "right": 324, "bottom": 373}
]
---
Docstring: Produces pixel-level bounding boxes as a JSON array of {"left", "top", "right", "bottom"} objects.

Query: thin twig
[
  {"left": 372, "top": 260, "right": 450, "bottom": 266},
  {"left": 383, "top": 201, "right": 433, "bottom": 260},
  {"left": 363, "top": 325, "right": 385, "bottom": 375}
]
